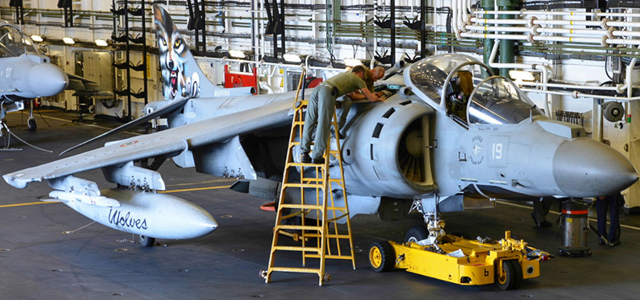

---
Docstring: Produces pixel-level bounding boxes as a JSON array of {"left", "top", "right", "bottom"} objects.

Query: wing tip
[{"left": 3, "top": 174, "right": 29, "bottom": 189}]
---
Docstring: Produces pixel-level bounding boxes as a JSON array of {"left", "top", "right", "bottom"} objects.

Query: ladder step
[
  {"left": 326, "top": 207, "right": 348, "bottom": 211},
  {"left": 269, "top": 267, "right": 321, "bottom": 274},
  {"left": 276, "top": 225, "right": 324, "bottom": 231},
  {"left": 301, "top": 178, "right": 326, "bottom": 183},
  {"left": 304, "top": 254, "right": 355, "bottom": 260},
  {"left": 279, "top": 204, "right": 323, "bottom": 210},
  {"left": 282, "top": 183, "right": 325, "bottom": 189},
  {"left": 287, "top": 163, "right": 326, "bottom": 168},
  {"left": 272, "top": 245, "right": 321, "bottom": 253},
  {"left": 303, "top": 233, "right": 352, "bottom": 239}
]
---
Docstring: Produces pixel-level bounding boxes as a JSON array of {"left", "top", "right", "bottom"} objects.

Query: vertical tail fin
[{"left": 153, "top": 5, "right": 217, "bottom": 100}]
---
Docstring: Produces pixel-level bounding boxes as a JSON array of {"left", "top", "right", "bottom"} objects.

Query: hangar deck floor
[{"left": 1, "top": 109, "right": 640, "bottom": 300}]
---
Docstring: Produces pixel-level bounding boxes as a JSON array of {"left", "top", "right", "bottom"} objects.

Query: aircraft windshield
[
  {"left": 0, "top": 24, "right": 38, "bottom": 57},
  {"left": 467, "top": 76, "right": 542, "bottom": 125}
]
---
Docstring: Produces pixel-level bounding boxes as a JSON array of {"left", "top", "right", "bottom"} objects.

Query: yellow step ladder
[{"left": 261, "top": 74, "right": 356, "bottom": 286}]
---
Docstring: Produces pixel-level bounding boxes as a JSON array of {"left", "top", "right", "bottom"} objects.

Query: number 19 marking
[{"left": 492, "top": 143, "right": 503, "bottom": 160}]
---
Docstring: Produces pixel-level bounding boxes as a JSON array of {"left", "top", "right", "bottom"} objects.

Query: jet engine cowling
[{"left": 340, "top": 96, "right": 436, "bottom": 198}]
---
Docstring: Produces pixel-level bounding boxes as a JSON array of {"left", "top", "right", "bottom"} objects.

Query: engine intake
[{"left": 341, "top": 97, "right": 436, "bottom": 198}]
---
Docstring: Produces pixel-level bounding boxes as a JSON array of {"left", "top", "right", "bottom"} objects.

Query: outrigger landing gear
[
  {"left": 27, "top": 99, "right": 36, "bottom": 132},
  {"left": 27, "top": 117, "right": 36, "bottom": 132},
  {"left": 139, "top": 235, "right": 156, "bottom": 247}
]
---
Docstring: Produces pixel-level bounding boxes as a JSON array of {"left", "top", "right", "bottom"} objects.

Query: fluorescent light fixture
[
  {"left": 95, "top": 39, "right": 108, "bottom": 46},
  {"left": 228, "top": 49, "right": 246, "bottom": 58},
  {"left": 62, "top": 37, "right": 75, "bottom": 45},
  {"left": 283, "top": 53, "right": 301, "bottom": 63},
  {"left": 344, "top": 58, "right": 362, "bottom": 67},
  {"left": 31, "top": 35, "right": 43, "bottom": 42}
]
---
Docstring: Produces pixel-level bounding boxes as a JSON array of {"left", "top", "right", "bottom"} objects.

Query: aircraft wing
[
  {"left": 66, "top": 73, "right": 100, "bottom": 91},
  {"left": 4, "top": 98, "right": 293, "bottom": 189}
]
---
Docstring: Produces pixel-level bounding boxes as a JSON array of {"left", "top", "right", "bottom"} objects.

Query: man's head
[
  {"left": 371, "top": 66, "right": 385, "bottom": 82},
  {"left": 351, "top": 65, "right": 366, "bottom": 78}
]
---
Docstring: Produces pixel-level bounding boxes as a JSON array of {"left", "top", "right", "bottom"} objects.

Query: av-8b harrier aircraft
[
  {"left": 0, "top": 22, "right": 68, "bottom": 133},
  {"left": 3, "top": 5, "right": 637, "bottom": 246}
]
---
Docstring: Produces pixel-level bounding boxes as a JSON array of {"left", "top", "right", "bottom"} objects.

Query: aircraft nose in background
[
  {"left": 29, "top": 63, "right": 69, "bottom": 97},
  {"left": 553, "top": 138, "right": 638, "bottom": 197}
]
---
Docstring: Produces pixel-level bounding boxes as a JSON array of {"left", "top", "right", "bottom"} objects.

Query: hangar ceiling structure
[{"left": 2, "top": 0, "right": 640, "bottom": 208}]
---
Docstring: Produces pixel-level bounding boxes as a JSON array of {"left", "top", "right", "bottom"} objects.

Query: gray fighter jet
[
  {"left": 0, "top": 22, "right": 68, "bottom": 132},
  {"left": 3, "top": 5, "right": 636, "bottom": 246}
]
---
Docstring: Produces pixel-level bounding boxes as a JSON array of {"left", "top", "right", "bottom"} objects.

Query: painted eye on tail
[
  {"left": 174, "top": 39, "right": 182, "bottom": 48},
  {"left": 159, "top": 37, "right": 167, "bottom": 47}
]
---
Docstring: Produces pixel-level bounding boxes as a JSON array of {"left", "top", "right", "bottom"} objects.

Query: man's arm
[
  {"left": 347, "top": 90, "right": 384, "bottom": 101},
  {"left": 360, "top": 88, "right": 382, "bottom": 102},
  {"left": 346, "top": 90, "right": 366, "bottom": 100}
]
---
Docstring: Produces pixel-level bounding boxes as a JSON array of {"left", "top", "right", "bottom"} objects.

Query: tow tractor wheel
[
  {"left": 27, "top": 118, "right": 36, "bottom": 132},
  {"left": 369, "top": 241, "right": 395, "bottom": 273},
  {"left": 139, "top": 235, "right": 156, "bottom": 247},
  {"left": 404, "top": 226, "right": 429, "bottom": 243},
  {"left": 496, "top": 259, "right": 523, "bottom": 290}
]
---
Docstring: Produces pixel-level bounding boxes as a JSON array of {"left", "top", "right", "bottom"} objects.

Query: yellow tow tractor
[{"left": 369, "top": 231, "right": 551, "bottom": 290}]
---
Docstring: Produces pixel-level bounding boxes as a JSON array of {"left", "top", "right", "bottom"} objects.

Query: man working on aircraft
[
  {"left": 301, "top": 68, "right": 383, "bottom": 164},
  {"left": 336, "top": 66, "right": 386, "bottom": 133}
]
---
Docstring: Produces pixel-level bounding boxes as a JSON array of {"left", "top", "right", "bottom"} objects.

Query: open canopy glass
[{"left": 0, "top": 23, "right": 39, "bottom": 58}]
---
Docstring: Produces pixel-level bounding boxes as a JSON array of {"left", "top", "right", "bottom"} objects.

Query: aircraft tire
[
  {"left": 28, "top": 118, "right": 36, "bottom": 132},
  {"left": 369, "top": 241, "right": 395, "bottom": 273},
  {"left": 404, "top": 226, "right": 428, "bottom": 243},
  {"left": 139, "top": 235, "right": 155, "bottom": 247},
  {"left": 496, "top": 260, "right": 522, "bottom": 290}
]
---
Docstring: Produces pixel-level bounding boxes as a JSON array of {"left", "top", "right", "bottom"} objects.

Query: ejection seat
[{"left": 446, "top": 70, "right": 474, "bottom": 123}]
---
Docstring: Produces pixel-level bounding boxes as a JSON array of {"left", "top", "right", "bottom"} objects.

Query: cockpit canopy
[
  {"left": 468, "top": 76, "right": 543, "bottom": 125},
  {"left": 0, "top": 23, "right": 39, "bottom": 58},
  {"left": 406, "top": 54, "right": 542, "bottom": 126},
  {"left": 407, "top": 54, "right": 478, "bottom": 106}
]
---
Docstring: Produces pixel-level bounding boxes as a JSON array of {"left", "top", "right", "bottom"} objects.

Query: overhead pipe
[
  {"left": 521, "top": 88, "right": 640, "bottom": 102},
  {"left": 520, "top": 81, "right": 625, "bottom": 91},
  {"left": 624, "top": 46, "right": 640, "bottom": 98},
  {"left": 540, "top": 65, "right": 552, "bottom": 118},
  {"left": 461, "top": 32, "right": 640, "bottom": 47},
  {"left": 487, "top": 39, "right": 640, "bottom": 111},
  {"left": 452, "top": 0, "right": 459, "bottom": 38},
  {"left": 472, "top": 10, "right": 640, "bottom": 18},
  {"left": 469, "top": 17, "right": 640, "bottom": 29}
]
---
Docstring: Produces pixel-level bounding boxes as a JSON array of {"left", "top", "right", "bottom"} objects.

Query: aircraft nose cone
[
  {"left": 553, "top": 138, "right": 638, "bottom": 197},
  {"left": 29, "top": 63, "right": 68, "bottom": 97}
]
